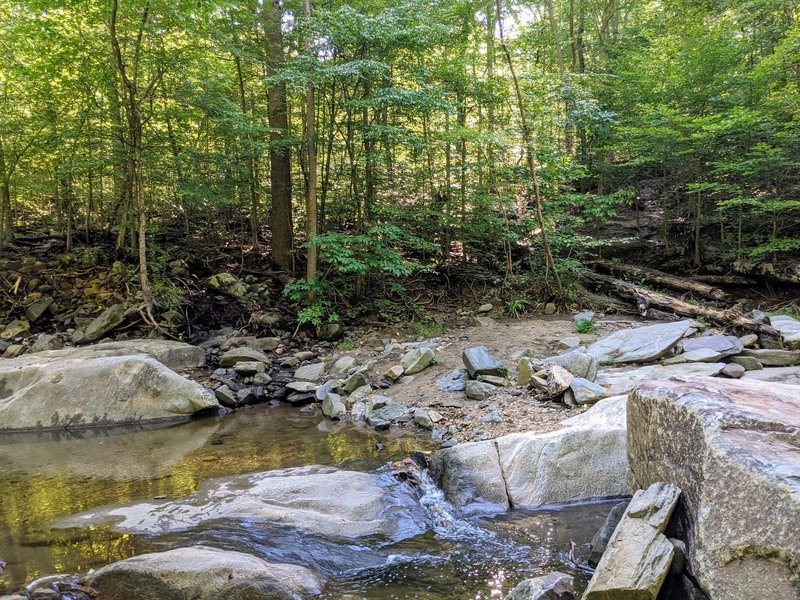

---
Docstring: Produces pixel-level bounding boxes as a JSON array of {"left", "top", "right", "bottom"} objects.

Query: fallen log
[
  {"left": 593, "top": 260, "right": 728, "bottom": 301},
  {"left": 691, "top": 274, "right": 758, "bottom": 286},
  {"left": 581, "top": 270, "right": 783, "bottom": 339}
]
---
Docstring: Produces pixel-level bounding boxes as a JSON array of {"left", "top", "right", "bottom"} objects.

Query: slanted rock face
[
  {"left": 83, "top": 546, "right": 325, "bottom": 600},
  {"left": 628, "top": 378, "right": 800, "bottom": 600},
  {"left": 431, "top": 396, "right": 629, "bottom": 514},
  {"left": 0, "top": 355, "right": 218, "bottom": 431},
  {"left": 20, "top": 340, "right": 206, "bottom": 370},
  {"left": 587, "top": 320, "right": 695, "bottom": 365},
  {"left": 61, "top": 465, "right": 430, "bottom": 543}
]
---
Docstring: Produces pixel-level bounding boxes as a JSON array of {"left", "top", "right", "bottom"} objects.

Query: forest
[{"left": 1, "top": 0, "right": 799, "bottom": 324}]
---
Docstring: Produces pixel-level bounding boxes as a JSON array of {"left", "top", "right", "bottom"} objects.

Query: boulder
[
  {"left": 17, "top": 340, "right": 206, "bottom": 370},
  {"left": 342, "top": 371, "right": 368, "bottom": 394},
  {"left": 721, "top": 363, "right": 745, "bottom": 378},
  {"left": 587, "top": 320, "right": 695, "bottom": 365},
  {"left": 679, "top": 334, "right": 743, "bottom": 358},
  {"left": 432, "top": 396, "right": 629, "bottom": 514},
  {"left": 729, "top": 355, "right": 762, "bottom": 370},
  {"left": 542, "top": 349, "right": 598, "bottom": 381},
  {"left": 466, "top": 380, "right": 499, "bottom": 401},
  {"left": 568, "top": 377, "right": 611, "bottom": 405},
  {"left": 25, "top": 297, "right": 53, "bottom": 323},
  {"left": 385, "top": 365, "right": 405, "bottom": 381},
  {"left": 293, "top": 362, "right": 325, "bottom": 382},
  {"left": 0, "top": 355, "right": 218, "bottom": 431},
  {"left": 400, "top": 347, "right": 436, "bottom": 375},
  {"left": 233, "top": 361, "right": 265, "bottom": 375},
  {"left": 83, "top": 546, "right": 324, "bottom": 600},
  {"left": 1, "top": 318, "right": 30, "bottom": 339},
  {"left": 628, "top": 378, "right": 800, "bottom": 600},
  {"left": 208, "top": 273, "right": 248, "bottom": 298},
  {"left": 63, "top": 465, "right": 430, "bottom": 542},
  {"left": 583, "top": 482, "right": 681, "bottom": 600},
  {"left": 504, "top": 572, "right": 575, "bottom": 600},
  {"left": 462, "top": 346, "right": 507, "bottom": 378},
  {"left": 321, "top": 393, "right": 346, "bottom": 420},
  {"left": 596, "top": 362, "right": 725, "bottom": 396},
  {"left": 331, "top": 355, "right": 356, "bottom": 374},
  {"left": 588, "top": 500, "right": 629, "bottom": 566},
  {"left": 741, "top": 366, "right": 800, "bottom": 385},
  {"left": 530, "top": 364, "right": 573, "bottom": 398},
  {"left": 769, "top": 314, "right": 800, "bottom": 348},
  {"left": 741, "top": 348, "right": 800, "bottom": 366},
  {"left": 220, "top": 347, "right": 271, "bottom": 367},
  {"left": 82, "top": 304, "right": 126, "bottom": 342},
  {"left": 573, "top": 310, "right": 595, "bottom": 324}
]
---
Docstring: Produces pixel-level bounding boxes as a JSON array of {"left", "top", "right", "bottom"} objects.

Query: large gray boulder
[
  {"left": 628, "top": 378, "right": 800, "bottom": 600},
  {"left": 596, "top": 362, "right": 725, "bottom": 395},
  {"left": 432, "top": 396, "right": 629, "bottom": 514},
  {"left": 587, "top": 320, "right": 695, "bottom": 365},
  {"left": 583, "top": 482, "right": 681, "bottom": 600},
  {"left": 21, "top": 339, "right": 206, "bottom": 370},
  {"left": 770, "top": 314, "right": 800, "bottom": 348},
  {"left": 0, "top": 354, "right": 218, "bottom": 431},
  {"left": 543, "top": 349, "right": 598, "bottom": 381},
  {"left": 62, "top": 465, "right": 430, "bottom": 542},
  {"left": 83, "top": 546, "right": 324, "bottom": 600}
]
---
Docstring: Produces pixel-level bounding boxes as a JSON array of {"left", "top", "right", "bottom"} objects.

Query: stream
[{"left": 0, "top": 405, "right": 619, "bottom": 598}]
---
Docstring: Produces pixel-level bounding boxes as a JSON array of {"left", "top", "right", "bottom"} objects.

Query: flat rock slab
[
  {"left": 82, "top": 304, "right": 126, "bottom": 342},
  {"left": 741, "top": 366, "right": 800, "bottom": 385},
  {"left": 596, "top": 362, "right": 725, "bottom": 396},
  {"left": 679, "top": 335, "right": 743, "bottom": 357},
  {"left": 432, "top": 395, "right": 629, "bottom": 515},
  {"left": 770, "top": 314, "right": 800, "bottom": 348},
  {"left": 61, "top": 465, "right": 430, "bottom": 542},
  {"left": 587, "top": 320, "right": 695, "bottom": 365},
  {"left": 84, "top": 545, "right": 325, "bottom": 600},
  {"left": 294, "top": 362, "right": 325, "bottom": 382},
  {"left": 462, "top": 346, "right": 507, "bottom": 378},
  {"left": 741, "top": 348, "right": 800, "bottom": 366},
  {"left": 628, "top": 378, "right": 800, "bottom": 600},
  {"left": 0, "top": 355, "right": 218, "bottom": 431},
  {"left": 20, "top": 339, "right": 206, "bottom": 371},
  {"left": 220, "top": 347, "right": 271, "bottom": 367},
  {"left": 504, "top": 572, "right": 575, "bottom": 599},
  {"left": 584, "top": 482, "right": 681, "bottom": 600}
]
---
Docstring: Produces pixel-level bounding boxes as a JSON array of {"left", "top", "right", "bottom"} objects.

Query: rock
[
  {"left": 769, "top": 314, "right": 800, "bottom": 348},
  {"left": 558, "top": 336, "right": 581, "bottom": 351},
  {"left": 83, "top": 546, "right": 324, "bottom": 600},
  {"left": 680, "top": 334, "right": 743, "bottom": 358},
  {"left": 369, "top": 402, "right": 412, "bottom": 424},
  {"left": 741, "top": 348, "right": 800, "bottom": 366},
  {"left": 30, "top": 333, "right": 62, "bottom": 353},
  {"left": 583, "top": 483, "right": 681, "bottom": 600},
  {"left": 349, "top": 384, "right": 372, "bottom": 403},
  {"left": 293, "top": 350, "right": 315, "bottom": 361},
  {"left": 209, "top": 578, "right": 303, "bottom": 600},
  {"left": 316, "top": 322, "right": 343, "bottom": 341},
  {"left": 517, "top": 357, "right": 535, "bottom": 386},
  {"left": 385, "top": 364, "right": 405, "bottom": 381},
  {"left": 0, "top": 355, "right": 218, "bottom": 431},
  {"left": 479, "top": 410, "right": 503, "bottom": 424},
  {"left": 82, "top": 304, "right": 126, "bottom": 342},
  {"left": 322, "top": 393, "right": 347, "bottom": 419},
  {"left": 315, "top": 379, "right": 338, "bottom": 401},
  {"left": 331, "top": 355, "right": 357, "bottom": 374},
  {"left": 628, "top": 378, "right": 800, "bottom": 600},
  {"left": 569, "top": 377, "right": 611, "bottom": 405},
  {"left": 477, "top": 303, "right": 493, "bottom": 313},
  {"left": 462, "top": 346, "right": 507, "bottom": 378},
  {"left": 504, "top": 572, "right": 575, "bottom": 600},
  {"left": 2, "top": 344, "right": 23, "bottom": 358},
  {"left": 414, "top": 408, "right": 433, "bottom": 429},
  {"left": 751, "top": 309, "right": 767, "bottom": 322},
  {"left": 430, "top": 439, "right": 510, "bottom": 516},
  {"left": 1, "top": 318, "right": 30, "bottom": 339},
  {"left": 236, "top": 388, "right": 261, "bottom": 405},
  {"left": 544, "top": 302, "right": 557, "bottom": 315},
  {"left": 542, "top": 349, "right": 598, "bottom": 381},
  {"left": 233, "top": 361, "right": 265, "bottom": 375},
  {"left": 737, "top": 333, "right": 758, "bottom": 348},
  {"left": 26, "top": 297, "right": 53, "bottom": 322},
  {"left": 729, "top": 355, "right": 762, "bottom": 370},
  {"left": 436, "top": 369, "right": 467, "bottom": 392},
  {"left": 433, "top": 396, "right": 629, "bottom": 514},
  {"left": 573, "top": 310, "right": 595, "bottom": 324},
  {"left": 741, "top": 366, "right": 800, "bottom": 385},
  {"left": 67, "top": 466, "right": 430, "bottom": 542},
  {"left": 253, "top": 337, "right": 281, "bottom": 352},
  {"left": 400, "top": 347, "right": 435, "bottom": 375},
  {"left": 22, "top": 340, "right": 206, "bottom": 371},
  {"left": 589, "top": 501, "right": 630, "bottom": 566},
  {"left": 294, "top": 362, "right": 325, "bottom": 382},
  {"left": 219, "top": 347, "right": 271, "bottom": 367},
  {"left": 661, "top": 347, "right": 723, "bottom": 364},
  {"left": 286, "top": 381, "right": 317, "bottom": 393},
  {"left": 475, "top": 316, "right": 495, "bottom": 327},
  {"left": 465, "top": 380, "right": 498, "bottom": 401},
  {"left": 350, "top": 401, "right": 367, "bottom": 421},
  {"left": 343, "top": 371, "right": 368, "bottom": 393},
  {"left": 208, "top": 273, "right": 248, "bottom": 298},
  {"left": 596, "top": 362, "right": 726, "bottom": 395},
  {"left": 532, "top": 364, "right": 574, "bottom": 398},
  {"left": 215, "top": 385, "right": 237, "bottom": 407},
  {"left": 721, "top": 363, "right": 745, "bottom": 378},
  {"left": 587, "top": 320, "right": 695, "bottom": 365}
]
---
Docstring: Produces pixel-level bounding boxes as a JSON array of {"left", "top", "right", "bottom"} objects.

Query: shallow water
[{"left": 0, "top": 405, "right": 618, "bottom": 598}]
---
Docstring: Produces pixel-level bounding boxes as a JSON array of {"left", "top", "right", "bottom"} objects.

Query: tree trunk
[
  {"left": 0, "top": 135, "right": 11, "bottom": 246},
  {"left": 304, "top": 0, "right": 318, "bottom": 283},
  {"left": 262, "top": 0, "right": 294, "bottom": 272}
]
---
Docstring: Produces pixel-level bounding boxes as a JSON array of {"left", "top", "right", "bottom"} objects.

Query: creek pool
[{"left": 0, "top": 405, "right": 618, "bottom": 598}]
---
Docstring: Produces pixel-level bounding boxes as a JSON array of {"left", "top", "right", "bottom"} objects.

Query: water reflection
[{"left": 0, "top": 405, "right": 426, "bottom": 592}]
